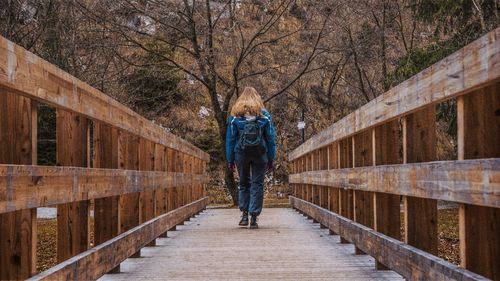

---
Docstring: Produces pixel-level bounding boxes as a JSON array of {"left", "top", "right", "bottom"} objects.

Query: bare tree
[{"left": 77, "top": 0, "right": 329, "bottom": 204}]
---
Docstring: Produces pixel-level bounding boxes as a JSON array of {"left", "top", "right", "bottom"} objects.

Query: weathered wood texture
[
  {"left": 289, "top": 159, "right": 500, "bottom": 208},
  {"left": 56, "top": 109, "right": 90, "bottom": 262},
  {"left": 287, "top": 16, "right": 500, "bottom": 281},
  {"left": 353, "top": 130, "right": 374, "bottom": 229},
  {"left": 458, "top": 82, "right": 500, "bottom": 280},
  {"left": 403, "top": 107, "right": 438, "bottom": 255},
  {"left": 289, "top": 27, "right": 500, "bottom": 161},
  {"left": 0, "top": 35, "right": 210, "bottom": 278},
  {"left": 118, "top": 132, "right": 140, "bottom": 238},
  {"left": 290, "top": 197, "right": 488, "bottom": 281},
  {"left": 0, "top": 165, "right": 208, "bottom": 214},
  {"left": 353, "top": 130, "right": 374, "bottom": 254},
  {"left": 28, "top": 197, "right": 208, "bottom": 281},
  {"left": 0, "top": 92, "right": 37, "bottom": 279},
  {"left": 93, "top": 122, "right": 120, "bottom": 246},
  {"left": 139, "top": 138, "right": 156, "bottom": 223},
  {"left": 100, "top": 208, "right": 403, "bottom": 281},
  {"left": 154, "top": 144, "right": 168, "bottom": 219},
  {"left": 0, "top": 36, "right": 208, "bottom": 162},
  {"left": 373, "top": 120, "right": 401, "bottom": 270}
]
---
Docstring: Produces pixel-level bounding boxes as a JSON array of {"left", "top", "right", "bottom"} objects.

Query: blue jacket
[{"left": 226, "top": 110, "right": 276, "bottom": 163}]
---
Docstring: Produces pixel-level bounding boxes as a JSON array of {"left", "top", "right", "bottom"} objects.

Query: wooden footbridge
[{"left": 0, "top": 28, "right": 499, "bottom": 281}]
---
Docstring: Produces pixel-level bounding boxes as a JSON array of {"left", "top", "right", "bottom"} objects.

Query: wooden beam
[
  {"left": 154, "top": 144, "right": 168, "bottom": 219},
  {"left": 353, "top": 131, "right": 374, "bottom": 227},
  {"left": 373, "top": 120, "right": 402, "bottom": 270},
  {"left": 138, "top": 138, "right": 156, "bottom": 247},
  {"left": 458, "top": 82, "right": 500, "bottom": 280},
  {"left": 290, "top": 196, "right": 488, "bottom": 281},
  {"left": 327, "top": 143, "right": 340, "bottom": 226},
  {"left": 0, "top": 35, "right": 209, "bottom": 162},
  {"left": 289, "top": 28, "right": 500, "bottom": 161},
  {"left": 93, "top": 122, "right": 120, "bottom": 249},
  {"left": 339, "top": 138, "right": 354, "bottom": 225},
  {"left": 92, "top": 121, "right": 120, "bottom": 273},
  {"left": 118, "top": 131, "right": 140, "bottom": 247},
  {"left": 403, "top": 108, "right": 438, "bottom": 255},
  {"left": 28, "top": 197, "right": 208, "bottom": 281},
  {"left": 56, "top": 109, "right": 89, "bottom": 263},
  {"left": 0, "top": 92, "right": 37, "bottom": 279},
  {"left": 288, "top": 158, "right": 500, "bottom": 208},
  {"left": 0, "top": 165, "right": 208, "bottom": 214},
  {"left": 352, "top": 130, "right": 374, "bottom": 254},
  {"left": 166, "top": 148, "right": 177, "bottom": 212}
]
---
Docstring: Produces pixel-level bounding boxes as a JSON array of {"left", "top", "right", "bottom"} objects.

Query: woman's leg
[
  {"left": 248, "top": 153, "right": 268, "bottom": 216},
  {"left": 235, "top": 152, "right": 251, "bottom": 212}
]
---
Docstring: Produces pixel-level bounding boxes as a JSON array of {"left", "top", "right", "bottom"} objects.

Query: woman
[{"left": 226, "top": 87, "right": 276, "bottom": 229}]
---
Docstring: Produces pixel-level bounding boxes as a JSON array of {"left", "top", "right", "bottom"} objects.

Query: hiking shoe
[
  {"left": 249, "top": 215, "right": 258, "bottom": 229},
  {"left": 239, "top": 211, "right": 249, "bottom": 226}
]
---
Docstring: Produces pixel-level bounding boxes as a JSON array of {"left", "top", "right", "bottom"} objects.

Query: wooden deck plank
[{"left": 99, "top": 208, "right": 403, "bottom": 281}]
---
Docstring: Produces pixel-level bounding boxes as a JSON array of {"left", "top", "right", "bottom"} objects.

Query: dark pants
[{"left": 235, "top": 148, "right": 268, "bottom": 216}]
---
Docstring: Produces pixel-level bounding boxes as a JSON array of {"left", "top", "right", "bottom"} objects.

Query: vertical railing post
[
  {"left": 373, "top": 120, "right": 402, "bottom": 270},
  {"left": 330, "top": 142, "right": 340, "bottom": 214},
  {"left": 118, "top": 131, "right": 141, "bottom": 257},
  {"left": 93, "top": 122, "right": 120, "bottom": 272},
  {"left": 177, "top": 151, "right": 185, "bottom": 207},
  {"left": 202, "top": 159, "right": 207, "bottom": 199},
  {"left": 457, "top": 83, "right": 500, "bottom": 280},
  {"left": 0, "top": 93, "right": 37, "bottom": 279},
  {"left": 56, "top": 109, "right": 90, "bottom": 262},
  {"left": 139, "top": 138, "right": 156, "bottom": 246},
  {"left": 402, "top": 107, "right": 438, "bottom": 255},
  {"left": 353, "top": 130, "right": 374, "bottom": 255},
  {"left": 166, "top": 148, "right": 177, "bottom": 231},
  {"left": 306, "top": 153, "right": 313, "bottom": 204},
  {"left": 320, "top": 147, "right": 328, "bottom": 210},
  {"left": 154, "top": 144, "right": 168, "bottom": 237},
  {"left": 327, "top": 143, "right": 340, "bottom": 235},
  {"left": 339, "top": 138, "right": 353, "bottom": 243}
]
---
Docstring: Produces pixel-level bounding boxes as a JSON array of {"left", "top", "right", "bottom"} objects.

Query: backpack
[{"left": 239, "top": 118, "right": 264, "bottom": 149}]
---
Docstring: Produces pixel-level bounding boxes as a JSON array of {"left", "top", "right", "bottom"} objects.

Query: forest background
[{"left": 1, "top": 0, "right": 498, "bottom": 206}]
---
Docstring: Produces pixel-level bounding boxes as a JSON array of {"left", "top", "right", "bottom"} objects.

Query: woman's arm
[
  {"left": 225, "top": 116, "right": 237, "bottom": 163},
  {"left": 262, "top": 111, "right": 276, "bottom": 162}
]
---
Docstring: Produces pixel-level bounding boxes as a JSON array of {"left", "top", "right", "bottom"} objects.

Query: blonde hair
[{"left": 230, "top": 87, "right": 265, "bottom": 117}]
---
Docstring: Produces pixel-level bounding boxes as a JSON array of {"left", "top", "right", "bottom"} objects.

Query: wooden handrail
[
  {"left": 0, "top": 35, "right": 209, "bottom": 162},
  {"left": 289, "top": 27, "right": 499, "bottom": 161},
  {"left": 0, "top": 164, "right": 209, "bottom": 214},
  {"left": 289, "top": 158, "right": 500, "bottom": 208}
]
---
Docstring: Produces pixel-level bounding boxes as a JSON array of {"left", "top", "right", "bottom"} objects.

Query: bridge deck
[{"left": 99, "top": 208, "right": 403, "bottom": 280}]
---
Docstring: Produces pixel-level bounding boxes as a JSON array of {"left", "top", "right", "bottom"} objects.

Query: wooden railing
[
  {"left": 288, "top": 28, "right": 499, "bottom": 281},
  {"left": 0, "top": 35, "right": 210, "bottom": 280}
]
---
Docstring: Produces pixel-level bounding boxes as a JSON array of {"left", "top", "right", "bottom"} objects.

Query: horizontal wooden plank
[
  {"left": 289, "top": 27, "right": 500, "bottom": 161},
  {"left": 28, "top": 197, "right": 208, "bottom": 281},
  {"left": 0, "top": 35, "right": 209, "bottom": 162},
  {"left": 290, "top": 196, "right": 488, "bottom": 281},
  {"left": 289, "top": 158, "right": 500, "bottom": 208},
  {"left": 0, "top": 164, "right": 209, "bottom": 214}
]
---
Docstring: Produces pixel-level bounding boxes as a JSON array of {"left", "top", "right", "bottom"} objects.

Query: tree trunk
[
  {"left": 217, "top": 117, "right": 239, "bottom": 206},
  {"left": 210, "top": 88, "right": 239, "bottom": 206}
]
